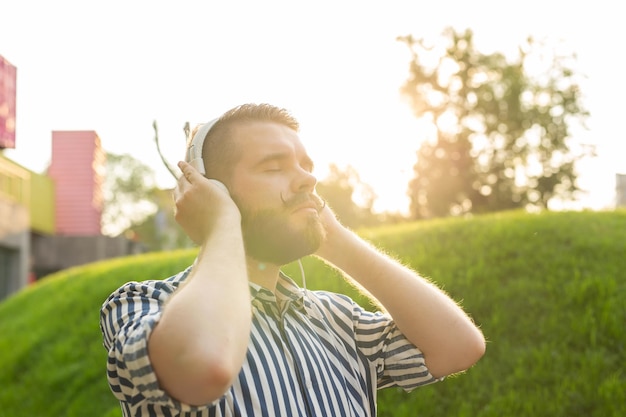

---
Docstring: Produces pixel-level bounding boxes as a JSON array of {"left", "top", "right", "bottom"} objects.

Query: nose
[{"left": 292, "top": 166, "right": 317, "bottom": 194}]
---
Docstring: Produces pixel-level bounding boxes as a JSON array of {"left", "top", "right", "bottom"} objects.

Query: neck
[{"left": 246, "top": 257, "right": 281, "bottom": 291}]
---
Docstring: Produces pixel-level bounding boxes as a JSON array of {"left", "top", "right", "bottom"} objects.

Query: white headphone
[
  {"left": 185, "top": 117, "right": 220, "bottom": 176},
  {"left": 185, "top": 117, "right": 230, "bottom": 195}
]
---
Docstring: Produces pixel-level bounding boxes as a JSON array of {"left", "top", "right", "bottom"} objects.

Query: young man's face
[{"left": 226, "top": 121, "right": 326, "bottom": 265}]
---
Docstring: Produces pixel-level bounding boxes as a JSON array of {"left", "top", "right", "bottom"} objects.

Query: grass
[{"left": 0, "top": 209, "right": 624, "bottom": 416}]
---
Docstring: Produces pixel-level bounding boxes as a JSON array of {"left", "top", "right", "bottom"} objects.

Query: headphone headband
[{"left": 185, "top": 117, "right": 220, "bottom": 175}]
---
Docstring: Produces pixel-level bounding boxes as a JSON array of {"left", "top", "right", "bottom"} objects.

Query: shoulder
[
  {"left": 305, "top": 289, "right": 391, "bottom": 330},
  {"left": 109, "top": 267, "right": 191, "bottom": 299},
  {"left": 99, "top": 266, "right": 193, "bottom": 349},
  {"left": 100, "top": 266, "right": 192, "bottom": 310},
  {"left": 304, "top": 289, "right": 387, "bottom": 325},
  {"left": 306, "top": 289, "right": 354, "bottom": 312}
]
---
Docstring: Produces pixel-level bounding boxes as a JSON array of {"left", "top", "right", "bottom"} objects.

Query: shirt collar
[{"left": 249, "top": 271, "right": 306, "bottom": 312}]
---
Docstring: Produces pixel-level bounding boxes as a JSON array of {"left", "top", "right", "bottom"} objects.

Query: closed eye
[
  {"left": 259, "top": 160, "right": 283, "bottom": 172},
  {"left": 255, "top": 152, "right": 314, "bottom": 173}
]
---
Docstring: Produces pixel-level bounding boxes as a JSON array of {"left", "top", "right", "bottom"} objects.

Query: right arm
[{"left": 148, "top": 161, "right": 251, "bottom": 406}]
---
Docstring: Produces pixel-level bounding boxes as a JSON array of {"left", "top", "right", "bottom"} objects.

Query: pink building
[
  {"left": 47, "top": 131, "right": 105, "bottom": 235},
  {"left": 0, "top": 54, "right": 17, "bottom": 149}
]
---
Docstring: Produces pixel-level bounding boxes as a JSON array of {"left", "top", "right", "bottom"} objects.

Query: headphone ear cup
[
  {"left": 207, "top": 179, "right": 230, "bottom": 196},
  {"left": 186, "top": 118, "right": 220, "bottom": 174}
]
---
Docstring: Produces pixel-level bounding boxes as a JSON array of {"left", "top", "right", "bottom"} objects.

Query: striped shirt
[{"left": 100, "top": 265, "right": 439, "bottom": 416}]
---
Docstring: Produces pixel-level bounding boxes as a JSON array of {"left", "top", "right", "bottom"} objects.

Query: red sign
[{"left": 0, "top": 55, "right": 17, "bottom": 149}]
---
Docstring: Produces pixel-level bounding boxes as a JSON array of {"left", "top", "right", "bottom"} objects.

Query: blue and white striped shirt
[{"left": 100, "top": 266, "right": 439, "bottom": 416}]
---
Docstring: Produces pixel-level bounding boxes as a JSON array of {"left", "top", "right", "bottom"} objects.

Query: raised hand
[{"left": 173, "top": 160, "right": 240, "bottom": 245}]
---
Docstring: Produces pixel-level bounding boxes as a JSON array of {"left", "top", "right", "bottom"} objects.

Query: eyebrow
[{"left": 255, "top": 151, "right": 315, "bottom": 172}]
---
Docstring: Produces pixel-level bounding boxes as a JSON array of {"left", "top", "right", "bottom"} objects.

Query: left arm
[{"left": 315, "top": 207, "right": 485, "bottom": 379}]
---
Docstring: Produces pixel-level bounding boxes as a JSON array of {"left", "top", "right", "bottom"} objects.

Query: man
[{"left": 100, "top": 103, "right": 485, "bottom": 416}]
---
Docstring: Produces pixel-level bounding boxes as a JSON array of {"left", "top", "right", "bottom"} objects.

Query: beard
[{"left": 238, "top": 193, "right": 326, "bottom": 265}]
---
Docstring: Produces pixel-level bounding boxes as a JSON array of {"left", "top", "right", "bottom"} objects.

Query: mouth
[
  {"left": 291, "top": 201, "right": 320, "bottom": 214},
  {"left": 282, "top": 192, "right": 325, "bottom": 215}
]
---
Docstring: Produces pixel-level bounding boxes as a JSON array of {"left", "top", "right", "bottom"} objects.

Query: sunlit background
[{"left": 1, "top": 0, "right": 623, "bottom": 214}]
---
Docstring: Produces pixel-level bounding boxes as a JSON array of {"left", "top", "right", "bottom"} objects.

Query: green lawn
[{"left": 0, "top": 209, "right": 624, "bottom": 416}]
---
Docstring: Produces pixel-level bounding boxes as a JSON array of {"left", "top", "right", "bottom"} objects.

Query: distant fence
[{"left": 31, "top": 234, "right": 145, "bottom": 279}]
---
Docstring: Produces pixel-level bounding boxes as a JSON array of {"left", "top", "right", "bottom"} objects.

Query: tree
[
  {"left": 316, "top": 164, "right": 379, "bottom": 228},
  {"left": 101, "top": 153, "right": 158, "bottom": 236},
  {"left": 398, "top": 28, "right": 592, "bottom": 219},
  {"left": 127, "top": 188, "right": 195, "bottom": 251}
]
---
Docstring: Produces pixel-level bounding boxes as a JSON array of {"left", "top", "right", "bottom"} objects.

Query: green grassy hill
[{"left": 0, "top": 210, "right": 624, "bottom": 417}]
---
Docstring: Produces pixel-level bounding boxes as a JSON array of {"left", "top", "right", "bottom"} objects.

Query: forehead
[{"left": 230, "top": 121, "right": 309, "bottom": 163}]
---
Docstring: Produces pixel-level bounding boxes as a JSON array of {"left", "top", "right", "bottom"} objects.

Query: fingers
[
  {"left": 173, "top": 161, "right": 196, "bottom": 203},
  {"left": 178, "top": 160, "right": 202, "bottom": 184},
  {"left": 177, "top": 160, "right": 230, "bottom": 197}
]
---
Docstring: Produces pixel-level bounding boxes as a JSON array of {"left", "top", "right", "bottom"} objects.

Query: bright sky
[{"left": 1, "top": 0, "right": 623, "bottom": 214}]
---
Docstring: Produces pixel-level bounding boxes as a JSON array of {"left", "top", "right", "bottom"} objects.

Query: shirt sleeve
[
  {"left": 352, "top": 302, "right": 442, "bottom": 392},
  {"left": 99, "top": 269, "right": 210, "bottom": 412}
]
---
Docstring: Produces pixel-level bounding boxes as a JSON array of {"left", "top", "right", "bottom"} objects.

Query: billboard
[{"left": 0, "top": 55, "right": 17, "bottom": 149}]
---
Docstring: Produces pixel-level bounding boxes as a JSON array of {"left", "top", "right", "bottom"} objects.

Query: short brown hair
[{"left": 197, "top": 103, "right": 299, "bottom": 179}]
